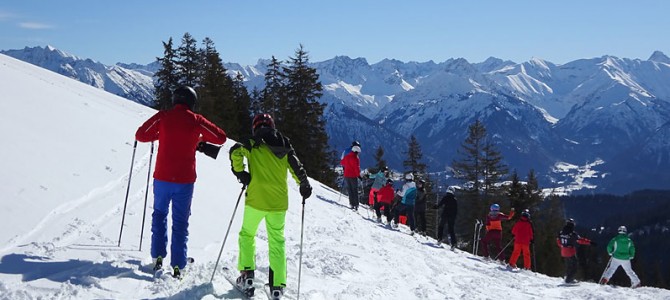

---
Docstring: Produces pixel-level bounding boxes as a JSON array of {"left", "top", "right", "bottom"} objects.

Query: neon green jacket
[
  {"left": 229, "top": 128, "right": 308, "bottom": 212},
  {"left": 607, "top": 233, "right": 636, "bottom": 260}
]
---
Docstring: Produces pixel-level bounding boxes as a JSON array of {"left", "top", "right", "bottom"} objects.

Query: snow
[{"left": 1, "top": 53, "right": 669, "bottom": 299}]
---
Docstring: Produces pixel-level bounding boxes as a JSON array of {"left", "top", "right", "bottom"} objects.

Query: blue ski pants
[{"left": 151, "top": 179, "right": 194, "bottom": 269}]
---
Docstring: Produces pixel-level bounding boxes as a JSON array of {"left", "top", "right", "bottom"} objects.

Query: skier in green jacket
[
  {"left": 599, "top": 226, "right": 641, "bottom": 288},
  {"left": 229, "top": 113, "right": 312, "bottom": 299}
]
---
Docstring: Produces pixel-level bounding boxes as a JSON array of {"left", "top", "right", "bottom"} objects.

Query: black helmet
[
  {"left": 521, "top": 209, "right": 531, "bottom": 218},
  {"left": 252, "top": 113, "right": 275, "bottom": 135},
  {"left": 172, "top": 86, "right": 197, "bottom": 110},
  {"left": 352, "top": 141, "right": 361, "bottom": 147},
  {"left": 386, "top": 178, "right": 394, "bottom": 185}
]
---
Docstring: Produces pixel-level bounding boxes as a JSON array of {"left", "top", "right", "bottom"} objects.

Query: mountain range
[{"left": 3, "top": 45, "right": 669, "bottom": 195}]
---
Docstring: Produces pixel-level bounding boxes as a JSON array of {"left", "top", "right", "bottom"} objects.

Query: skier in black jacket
[
  {"left": 414, "top": 179, "right": 428, "bottom": 236},
  {"left": 436, "top": 186, "right": 458, "bottom": 250}
]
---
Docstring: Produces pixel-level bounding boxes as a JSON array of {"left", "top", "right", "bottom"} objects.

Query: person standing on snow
[
  {"left": 393, "top": 173, "right": 417, "bottom": 234},
  {"left": 480, "top": 204, "right": 515, "bottom": 261},
  {"left": 599, "top": 226, "right": 641, "bottom": 288},
  {"left": 556, "top": 218, "right": 595, "bottom": 284},
  {"left": 135, "top": 86, "right": 227, "bottom": 278},
  {"left": 436, "top": 186, "right": 458, "bottom": 250},
  {"left": 229, "top": 113, "right": 312, "bottom": 299},
  {"left": 341, "top": 142, "right": 361, "bottom": 211},
  {"left": 509, "top": 209, "right": 534, "bottom": 270},
  {"left": 414, "top": 179, "right": 428, "bottom": 236},
  {"left": 374, "top": 178, "right": 395, "bottom": 225},
  {"left": 367, "top": 166, "right": 389, "bottom": 206}
]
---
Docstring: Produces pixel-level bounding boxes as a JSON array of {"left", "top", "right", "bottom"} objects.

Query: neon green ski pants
[{"left": 238, "top": 205, "right": 287, "bottom": 286}]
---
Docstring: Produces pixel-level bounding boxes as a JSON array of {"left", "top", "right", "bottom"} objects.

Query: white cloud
[
  {"left": 19, "top": 22, "right": 54, "bottom": 29},
  {"left": 0, "top": 11, "right": 15, "bottom": 21}
]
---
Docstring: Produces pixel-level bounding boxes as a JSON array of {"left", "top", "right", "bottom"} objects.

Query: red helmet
[{"left": 252, "top": 113, "right": 275, "bottom": 135}]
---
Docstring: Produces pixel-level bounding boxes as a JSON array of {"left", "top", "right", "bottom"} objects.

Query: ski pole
[
  {"left": 118, "top": 140, "right": 138, "bottom": 247},
  {"left": 531, "top": 242, "right": 536, "bottom": 272},
  {"left": 210, "top": 185, "right": 246, "bottom": 283},
  {"left": 472, "top": 220, "right": 479, "bottom": 255},
  {"left": 494, "top": 238, "right": 514, "bottom": 260},
  {"left": 297, "top": 196, "right": 307, "bottom": 300},
  {"left": 599, "top": 256, "right": 613, "bottom": 283},
  {"left": 138, "top": 141, "right": 154, "bottom": 251},
  {"left": 476, "top": 221, "right": 483, "bottom": 255}
]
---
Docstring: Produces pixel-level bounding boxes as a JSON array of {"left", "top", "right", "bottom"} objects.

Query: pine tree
[
  {"left": 249, "top": 87, "right": 263, "bottom": 116},
  {"left": 507, "top": 170, "right": 526, "bottom": 211},
  {"left": 403, "top": 135, "right": 427, "bottom": 177},
  {"left": 230, "top": 72, "right": 252, "bottom": 139},
  {"left": 197, "top": 37, "right": 233, "bottom": 126},
  {"left": 176, "top": 32, "right": 200, "bottom": 87},
  {"left": 373, "top": 145, "right": 387, "bottom": 172},
  {"left": 153, "top": 38, "right": 179, "bottom": 110},
  {"left": 261, "top": 56, "right": 286, "bottom": 122},
  {"left": 452, "top": 120, "right": 486, "bottom": 194},
  {"left": 482, "top": 139, "right": 508, "bottom": 201},
  {"left": 281, "top": 45, "right": 336, "bottom": 186},
  {"left": 451, "top": 120, "right": 508, "bottom": 251}
]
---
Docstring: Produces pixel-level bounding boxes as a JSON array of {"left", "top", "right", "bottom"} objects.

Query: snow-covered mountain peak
[
  {"left": 649, "top": 50, "right": 670, "bottom": 64},
  {"left": 44, "top": 44, "right": 81, "bottom": 61}
]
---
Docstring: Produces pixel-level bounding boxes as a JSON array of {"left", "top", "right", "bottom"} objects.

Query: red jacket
[
  {"left": 377, "top": 184, "right": 395, "bottom": 204},
  {"left": 511, "top": 217, "right": 534, "bottom": 245},
  {"left": 340, "top": 151, "right": 360, "bottom": 178},
  {"left": 485, "top": 210, "right": 514, "bottom": 231},
  {"left": 135, "top": 104, "right": 226, "bottom": 183},
  {"left": 556, "top": 227, "right": 592, "bottom": 257}
]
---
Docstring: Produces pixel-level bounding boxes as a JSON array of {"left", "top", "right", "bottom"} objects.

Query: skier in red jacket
[
  {"left": 509, "top": 209, "right": 534, "bottom": 270},
  {"left": 373, "top": 179, "right": 395, "bottom": 224},
  {"left": 340, "top": 143, "right": 361, "bottom": 210},
  {"left": 135, "top": 86, "right": 227, "bottom": 277},
  {"left": 556, "top": 218, "right": 595, "bottom": 284}
]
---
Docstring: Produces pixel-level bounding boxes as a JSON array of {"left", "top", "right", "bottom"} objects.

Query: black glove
[
  {"left": 300, "top": 182, "right": 312, "bottom": 199},
  {"left": 197, "top": 142, "right": 221, "bottom": 159},
  {"left": 530, "top": 239, "right": 535, "bottom": 245},
  {"left": 234, "top": 171, "right": 251, "bottom": 186}
]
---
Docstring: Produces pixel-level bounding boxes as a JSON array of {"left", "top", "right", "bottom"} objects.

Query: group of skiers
[
  {"left": 338, "top": 142, "right": 458, "bottom": 251},
  {"left": 135, "top": 86, "right": 311, "bottom": 299},
  {"left": 339, "top": 141, "right": 642, "bottom": 288},
  {"left": 132, "top": 86, "right": 641, "bottom": 300}
]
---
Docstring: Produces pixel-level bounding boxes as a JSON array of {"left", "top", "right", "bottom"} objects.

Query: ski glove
[
  {"left": 300, "top": 182, "right": 312, "bottom": 199},
  {"left": 234, "top": 171, "right": 251, "bottom": 186}
]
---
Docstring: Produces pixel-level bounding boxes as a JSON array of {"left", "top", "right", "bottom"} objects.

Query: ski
[{"left": 221, "top": 266, "right": 262, "bottom": 299}]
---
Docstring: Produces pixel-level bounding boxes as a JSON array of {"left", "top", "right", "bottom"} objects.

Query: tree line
[{"left": 153, "top": 33, "right": 337, "bottom": 186}]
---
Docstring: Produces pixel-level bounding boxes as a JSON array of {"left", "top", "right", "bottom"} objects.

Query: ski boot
[
  {"left": 152, "top": 256, "right": 163, "bottom": 271},
  {"left": 236, "top": 270, "right": 255, "bottom": 297},
  {"left": 270, "top": 285, "right": 285, "bottom": 299},
  {"left": 172, "top": 266, "right": 181, "bottom": 279}
]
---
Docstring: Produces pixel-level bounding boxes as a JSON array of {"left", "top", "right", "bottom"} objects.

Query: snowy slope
[{"left": 1, "top": 53, "right": 669, "bottom": 299}]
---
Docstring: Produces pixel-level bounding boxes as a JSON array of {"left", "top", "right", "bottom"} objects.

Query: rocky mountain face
[{"left": 5, "top": 45, "right": 669, "bottom": 194}]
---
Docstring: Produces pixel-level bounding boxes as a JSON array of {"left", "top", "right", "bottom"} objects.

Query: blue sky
[{"left": 1, "top": 1, "right": 668, "bottom": 66}]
